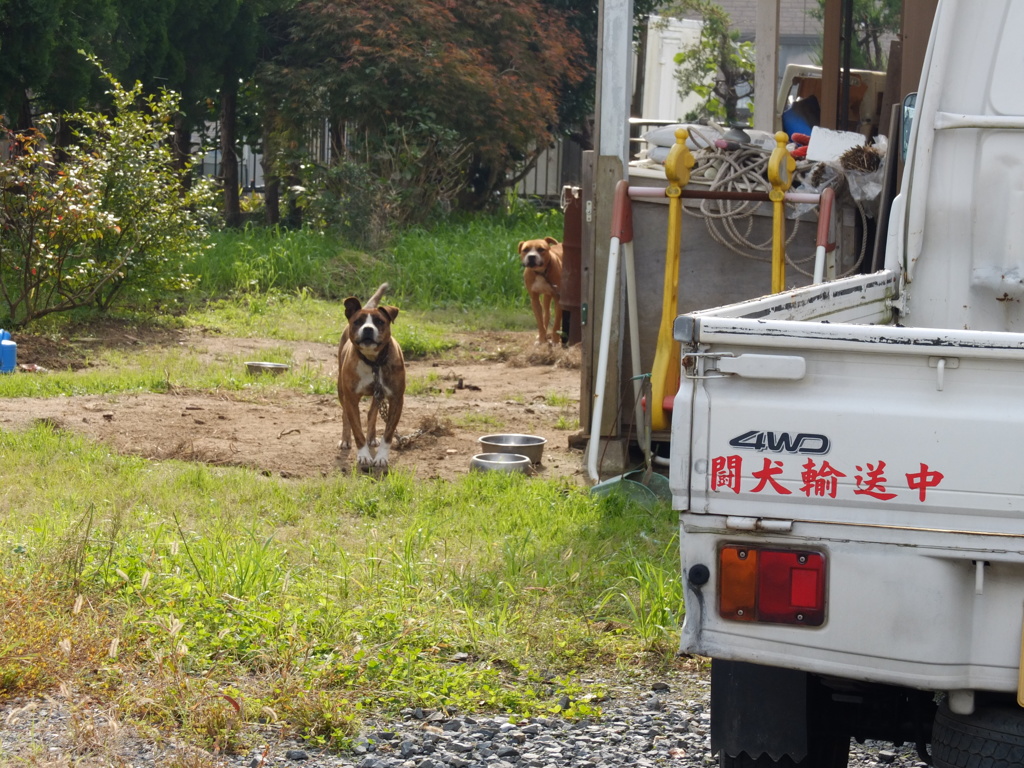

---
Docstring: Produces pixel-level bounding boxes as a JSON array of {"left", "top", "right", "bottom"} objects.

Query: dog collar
[
  {"left": 356, "top": 344, "right": 389, "bottom": 369},
  {"left": 537, "top": 264, "right": 558, "bottom": 290}
]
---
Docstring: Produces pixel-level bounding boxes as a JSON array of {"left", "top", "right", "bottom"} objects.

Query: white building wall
[{"left": 642, "top": 16, "right": 705, "bottom": 121}]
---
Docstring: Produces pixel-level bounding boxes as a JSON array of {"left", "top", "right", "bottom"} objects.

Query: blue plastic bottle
[{"left": 0, "top": 329, "right": 16, "bottom": 373}]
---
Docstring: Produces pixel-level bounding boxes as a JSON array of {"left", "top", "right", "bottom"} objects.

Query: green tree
[
  {"left": 810, "top": 0, "right": 900, "bottom": 71},
  {"left": 662, "top": 0, "right": 754, "bottom": 124},
  {"left": 0, "top": 62, "right": 216, "bottom": 327},
  {"left": 111, "top": 0, "right": 281, "bottom": 226},
  {"left": 0, "top": 0, "right": 120, "bottom": 128},
  {"left": 0, "top": 0, "right": 67, "bottom": 126},
  {"left": 207, "top": 1, "right": 275, "bottom": 227}
]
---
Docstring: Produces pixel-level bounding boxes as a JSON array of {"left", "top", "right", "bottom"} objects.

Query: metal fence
[
  {"left": 516, "top": 139, "right": 584, "bottom": 203},
  {"left": 195, "top": 121, "right": 584, "bottom": 203}
]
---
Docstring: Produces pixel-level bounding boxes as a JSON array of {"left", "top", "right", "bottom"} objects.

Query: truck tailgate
[{"left": 677, "top": 319, "right": 1024, "bottom": 529}]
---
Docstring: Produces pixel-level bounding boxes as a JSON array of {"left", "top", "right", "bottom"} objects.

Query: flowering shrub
[{"left": 0, "top": 61, "right": 217, "bottom": 327}]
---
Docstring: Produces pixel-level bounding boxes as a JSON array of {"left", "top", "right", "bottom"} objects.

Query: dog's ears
[
  {"left": 517, "top": 241, "right": 526, "bottom": 253},
  {"left": 343, "top": 297, "right": 362, "bottom": 319},
  {"left": 544, "top": 236, "right": 559, "bottom": 246},
  {"left": 381, "top": 305, "right": 399, "bottom": 323}
]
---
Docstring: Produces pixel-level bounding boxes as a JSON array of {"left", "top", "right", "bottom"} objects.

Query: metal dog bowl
[
  {"left": 477, "top": 434, "right": 546, "bottom": 464},
  {"left": 245, "top": 361, "right": 290, "bottom": 375},
  {"left": 470, "top": 452, "right": 532, "bottom": 473}
]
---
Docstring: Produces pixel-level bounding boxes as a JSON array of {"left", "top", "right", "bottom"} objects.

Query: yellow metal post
[
  {"left": 651, "top": 129, "right": 695, "bottom": 432},
  {"left": 768, "top": 130, "right": 796, "bottom": 293}
]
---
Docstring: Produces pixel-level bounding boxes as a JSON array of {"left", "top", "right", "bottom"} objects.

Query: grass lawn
[{"left": 0, "top": 212, "right": 686, "bottom": 757}]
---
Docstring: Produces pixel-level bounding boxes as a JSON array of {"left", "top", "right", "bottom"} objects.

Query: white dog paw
[
  {"left": 372, "top": 443, "right": 391, "bottom": 467},
  {"left": 356, "top": 446, "right": 374, "bottom": 466},
  {"left": 338, "top": 439, "right": 351, "bottom": 450},
  {"left": 369, "top": 437, "right": 381, "bottom": 448}
]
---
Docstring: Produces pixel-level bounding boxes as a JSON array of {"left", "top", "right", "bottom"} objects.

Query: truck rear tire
[{"left": 932, "top": 700, "right": 1024, "bottom": 768}]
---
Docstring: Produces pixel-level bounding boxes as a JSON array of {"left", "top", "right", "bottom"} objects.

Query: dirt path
[{"left": 3, "top": 326, "right": 587, "bottom": 483}]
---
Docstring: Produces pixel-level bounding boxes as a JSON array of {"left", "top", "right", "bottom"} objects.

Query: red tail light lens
[{"left": 718, "top": 545, "right": 826, "bottom": 626}]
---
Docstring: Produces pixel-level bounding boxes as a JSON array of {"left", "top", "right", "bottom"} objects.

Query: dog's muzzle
[
  {"left": 357, "top": 328, "right": 380, "bottom": 345},
  {"left": 522, "top": 252, "right": 545, "bottom": 269},
  {"left": 354, "top": 315, "right": 383, "bottom": 346}
]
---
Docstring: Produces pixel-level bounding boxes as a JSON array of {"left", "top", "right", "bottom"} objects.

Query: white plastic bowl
[{"left": 477, "top": 434, "right": 546, "bottom": 464}]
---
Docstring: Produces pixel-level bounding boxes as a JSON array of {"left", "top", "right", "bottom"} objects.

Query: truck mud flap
[{"left": 711, "top": 659, "right": 811, "bottom": 762}]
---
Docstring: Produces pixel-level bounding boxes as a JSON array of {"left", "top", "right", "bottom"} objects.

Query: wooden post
[
  {"left": 754, "top": 0, "right": 780, "bottom": 133},
  {"left": 820, "top": 0, "right": 842, "bottom": 129}
]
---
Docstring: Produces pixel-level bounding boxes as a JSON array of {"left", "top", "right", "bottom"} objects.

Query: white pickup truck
[{"left": 669, "top": 1, "right": 1024, "bottom": 766}]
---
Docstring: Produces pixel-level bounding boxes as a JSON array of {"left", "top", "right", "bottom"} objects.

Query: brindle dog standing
[{"left": 337, "top": 283, "right": 405, "bottom": 468}]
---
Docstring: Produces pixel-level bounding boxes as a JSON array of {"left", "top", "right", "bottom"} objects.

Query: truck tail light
[
  {"left": 719, "top": 546, "right": 758, "bottom": 620},
  {"left": 718, "top": 545, "right": 826, "bottom": 626}
]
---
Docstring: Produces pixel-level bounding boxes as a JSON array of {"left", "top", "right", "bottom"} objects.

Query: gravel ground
[{"left": 0, "top": 676, "right": 931, "bottom": 768}]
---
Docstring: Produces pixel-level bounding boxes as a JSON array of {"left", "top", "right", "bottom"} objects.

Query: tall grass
[
  {"left": 190, "top": 205, "right": 564, "bottom": 312},
  {"left": 0, "top": 424, "right": 683, "bottom": 750},
  {"left": 195, "top": 226, "right": 370, "bottom": 300}
]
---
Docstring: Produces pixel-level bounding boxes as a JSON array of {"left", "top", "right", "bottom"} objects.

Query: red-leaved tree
[{"left": 259, "top": 0, "right": 585, "bottom": 223}]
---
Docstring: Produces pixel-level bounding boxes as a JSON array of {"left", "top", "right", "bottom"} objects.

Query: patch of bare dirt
[{"left": 5, "top": 324, "right": 587, "bottom": 483}]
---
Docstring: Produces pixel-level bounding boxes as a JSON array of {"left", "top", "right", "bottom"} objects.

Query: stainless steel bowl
[
  {"left": 470, "top": 452, "right": 532, "bottom": 473},
  {"left": 245, "top": 361, "right": 290, "bottom": 375},
  {"left": 477, "top": 434, "right": 546, "bottom": 464}
]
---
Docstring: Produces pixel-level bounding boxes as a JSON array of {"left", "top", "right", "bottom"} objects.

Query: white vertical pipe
[
  {"left": 623, "top": 240, "right": 649, "bottom": 460},
  {"left": 586, "top": 236, "right": 622, "bottom": 483},
  {"left": 813, "top": 245, "right": 826, "bottom": 284}
]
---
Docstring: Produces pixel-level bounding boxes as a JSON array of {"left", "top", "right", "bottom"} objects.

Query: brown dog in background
[
  {"left": 337, "top": 283, "right": 405, "bottom": 469},
  {"left": 518, "top": 237, "right": 563, "bottom": 345}
]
